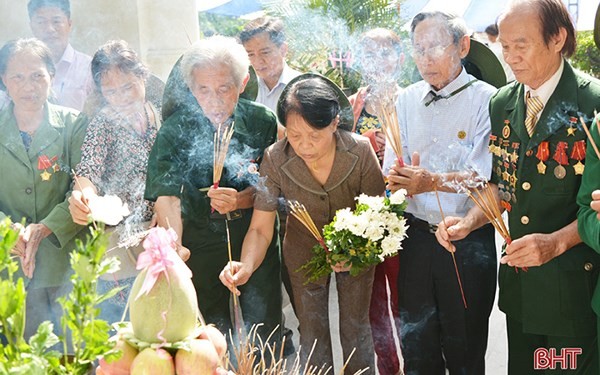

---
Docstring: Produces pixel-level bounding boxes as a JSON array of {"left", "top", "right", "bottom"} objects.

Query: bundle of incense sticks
[
  {"left": 375, "top": 101, "right": 404, "bottom": 167},
  {"left": 579, "top": 115, "right": 600, "bottom": 159},
  {"left": 434, "top": 187, "right": 467, "bottom": 309},
  {"left": 465, "top": 183, "right": 526, "bottom": 271},
  {"left": 288, "top": 200, "right": 327, "bottom": 250},
  {"left": 213, "top": 122, "right": 235, "bottom": 188}
]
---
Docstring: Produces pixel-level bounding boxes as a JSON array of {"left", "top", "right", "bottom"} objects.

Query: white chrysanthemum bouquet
[{"left": 299, "top": 189, "right": 409, "bottom": 283}]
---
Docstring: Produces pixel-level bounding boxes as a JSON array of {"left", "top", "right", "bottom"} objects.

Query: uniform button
[
  {"left": 433, "top": 138, "right": 438, "bottom": 143},
  {"left": 520, "top": 216, "right": 529, "bottom": 225},
  {"left": 522, "top": 182, "right": 531, "bottom": 191},
  {"left": 25, "top": 187, "right": 32, "bottom": 194},
  {"left": 525, "top": 150, "right": 533, "bottom": 157},
  {"left": 320, "top": 196, "right": 325, "bottom": 201},
  {"left": 584, "top": 262, "right": 594, "bottom": 272}
]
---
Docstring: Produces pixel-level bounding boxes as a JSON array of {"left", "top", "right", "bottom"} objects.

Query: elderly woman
[
  {"left": 220, "top": 74, "right": 385, "bottom": 372},
  {"left": 68, "top": 40, "right": 163, "bottom": 323},
  {"left": 145, "top": 36, "right": 281, "bottom": 345},
  {"left": 0, "top": 38, "right": 86, "bottom": 338}
]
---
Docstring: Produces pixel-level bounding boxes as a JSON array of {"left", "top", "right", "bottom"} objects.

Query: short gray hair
[
  {"left": 410, "top": 11, "right": 469, "bottom": 45},
  {"left": 180, "top": 36, "right": 249, "bottom": 89}
]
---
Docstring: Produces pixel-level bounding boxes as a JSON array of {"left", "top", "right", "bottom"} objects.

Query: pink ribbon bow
[{"left": 135, "top": 227, "right": 192, "bottom": 300}]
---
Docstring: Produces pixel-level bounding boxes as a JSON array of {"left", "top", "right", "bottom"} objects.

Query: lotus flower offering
[
  {"left": 88, "top": 194, "right": 130, "bottom": 226},
  {"left": 97, "top": 226, "right": 228, "bottom": 375},
  {"left": 299, "top": 189, "right": 409, "bottom": 283}
]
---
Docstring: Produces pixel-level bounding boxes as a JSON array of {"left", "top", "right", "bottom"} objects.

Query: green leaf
[{"left": 28, "top": 322, "right": 60, "bottom": 356}]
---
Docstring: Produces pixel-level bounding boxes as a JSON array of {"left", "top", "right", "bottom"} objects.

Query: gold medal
[
  {"left": 40, "top": 170, "right": 52, "bottom": 181},
  {"left": 573, "top": 161, "right": 585, "bottom": 175},
  {"left": 537, "top": 161, "right": 547, "bottom": 174},
  {"left": 458, "top": 130, "right": 466, "bottom": 139},
  {"left": 553, "top": 165, "right": 566, "bottom": 179},
  {"left": 502, "top": 124, "right": 510, "bottom": 139}
]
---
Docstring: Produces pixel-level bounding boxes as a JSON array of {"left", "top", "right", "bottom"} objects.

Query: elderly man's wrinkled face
[
  {"left": 360, "top": 37, "right": 402, "bottom": 84},
  {"left": 1, "top": 51, "right": 52, "bottom": 112},
  {"left": 29, "top": 6, "right": 72, "bottom": 59},
  {"left": 498, "top": 8, "right": 565, "bottom": 89},
  {"left": 190, "top": 65, "right": 246, "bottom": 125},
  {"left": 412, "top": 17, "right": 468, "bottom": 91}
]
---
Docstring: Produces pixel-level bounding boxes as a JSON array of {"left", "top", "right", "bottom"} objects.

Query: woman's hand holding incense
[
  {"left": 219, "top": 261, "right": 251, "bottom": 296},
  {"left": 591, "top": 190, "right": 600, "bottom": 220},
  {"left": 21, "top": 223, "right": 51, "bottom": 278},
  {"left": 69, "top": 188, "right": 97, "bottom": 225}
]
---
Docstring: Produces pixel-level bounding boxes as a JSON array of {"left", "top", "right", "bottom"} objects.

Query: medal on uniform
[
  {"left": 458, "top": 130, "right": 466, "bottom": 140},
  {"left": 37, "top": 155, "right": 58, "bottom": 182},
  {"left": 510, "top": 142, "right": 520, "bottom": 163},
  {"left": 488, "top": 134, "right": 498, "bottom": 155},
  {"left": 535, "top": 141, "right": 550, "bottom": 174},
  {"left": 552, "top": 141, "right": 568, "bottom": 179},
  {"left": 502, "top": 120, "right": 511, "bottom": 139},
  {"left": 567, "top": 117, "right": 577, "bottom": 136},
  {"left": 570, "top": 140, "right": 586, "bottom": 175}
]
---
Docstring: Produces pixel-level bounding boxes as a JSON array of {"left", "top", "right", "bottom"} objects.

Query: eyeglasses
[{"left": 412, "top": 43, "right": 454, "bottom": 59}]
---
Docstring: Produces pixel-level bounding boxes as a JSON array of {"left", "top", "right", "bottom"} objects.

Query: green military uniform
[
  {"left": 0, "top": 103, "right": 88, "bottom": 336},
  {"left": 490, "top": 61, "right": 600, "bottom": 373},
  {"left": 577, "top": 116, "right": 600, "bottom": 359},
  {"left": 145, "top": 98, "right": 281, "bottom": 343}
]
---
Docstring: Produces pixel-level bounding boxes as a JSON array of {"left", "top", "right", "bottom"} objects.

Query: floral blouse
[
  {"left": 76, "top": 102, "right": 160, "bottom": 226},
  {"left": 355, "top": 108, "right": 381, "bottom": 135}
]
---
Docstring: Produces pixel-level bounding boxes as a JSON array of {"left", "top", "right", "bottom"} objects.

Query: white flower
[
  {"left": 333, "top": 208, "right": 355, "bottom": 232},
  {"left": 364, "top": 222, "right": 385, "bottom": 242},
  {"left": 356, "top": 194, "right": 385, "bottom": 212},
  {"left": 88, "top": 195, "right": 130, "bottom": 226},
  {"left": 389, "top": 189, "right": 407, "bottom": 205},
  {"left": 381, "top": 236, "right": 400, "bottom": 257}
]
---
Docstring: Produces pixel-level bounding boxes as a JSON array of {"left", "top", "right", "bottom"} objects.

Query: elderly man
[
  {"left": 437, "top": 0, "right": 600, "bottom": 373},
  {"left": 145, "top": 36, "right": 281, "bottom": 346},
  {"left": 384, "top": 11, "right": 497, "bottom": 375},
  {"left": 28, "top": 0, "right": 92, "bottom": 111}
]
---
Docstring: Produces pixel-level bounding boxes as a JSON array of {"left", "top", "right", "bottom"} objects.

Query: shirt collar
[
  {"left": 58, "top": 44, "right": 76, "bottom": 65},
  {"left": 525, "top": 59, "right": 564, "bottom": 107},
  {"left": 257, "top": 63, "right": 296, "bottom": 93},
  {"left": 420, "top": 67, "right": 470, "bottom": 103}
]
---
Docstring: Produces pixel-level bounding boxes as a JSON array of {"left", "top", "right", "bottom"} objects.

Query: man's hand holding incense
[
  {"left": 219, "top": 261, "right": 251, "bottom": 296},
  {"left": 500, "top": 233, "right": 564, "bottom": 268},
  {"left": 207, "top": 187, "right": 239, "bottom": 214},
  {"left": 387, "top": 152, "right": 436, "bottom": 195},
  {"left": 435, "top": 216, "right": 471, "bottom": 253},
  {"left": 591, "top": 190, "right": 600, "bottom": 220}
]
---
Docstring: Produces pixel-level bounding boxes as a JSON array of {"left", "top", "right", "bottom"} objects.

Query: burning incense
[
  {"left": 434, "top": 187, "right": 467, "bottom": 309},
  {"left": 580, "top": 116, "right": 600, "bottom": 160},
  {"left": 213, "top": 122, "right": 235, "bottom": 188},
  {"left": 225, "top": 220, "right": 246, "bottom": 344},
  {"left": 288, "top": 200, "right": 327, "bottom": 250},
  {"left": 375, "top": 100, "right": 404, "bottom": 167},
  {"left": 466, "top": 183, "right": 526, "bottom": 272}
]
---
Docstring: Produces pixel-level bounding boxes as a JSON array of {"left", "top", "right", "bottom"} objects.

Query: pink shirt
[{"left": 52, "top": 44, "right": 93, "bottom": 111}]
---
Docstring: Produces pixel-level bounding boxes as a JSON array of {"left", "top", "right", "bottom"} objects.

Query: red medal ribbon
[
  {"left": 569, "top": 140, "right": 586, "bottom": 161},
  {"left": 535, "top": 141, "right": 550, "bottom": 162},
  {"left": 37, "top": 155, "right": 51, "bottom": 170},
  {"left": 552, "top": 141, "right": 568, "bottom": 165}
]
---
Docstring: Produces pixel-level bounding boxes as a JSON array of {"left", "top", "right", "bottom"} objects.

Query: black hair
[
  {"left": 27, "top": 0, "right": 70, "bottom": 19},
  {"left": 239, "top": 16, "right": 286, "bottom": 47},
  {"left": 91, "top": 40, "right": 149, "bottom": 91},
  {"left": 0, "top": 38, "right": 55, "bottom": 91},
  {"left": 279, "top": 77, "right": 340, "bottom": 129},
  {"left": 485, "top": 24, "right": 499, "bottom": 37}
]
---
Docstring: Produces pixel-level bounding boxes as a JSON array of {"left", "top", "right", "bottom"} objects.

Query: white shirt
[
  {"left": 525, "top": 59, "right": 564, "bottom": 123},
  {"left": 51, "top": 44, "right": 93, "bottom": 111},
  {"left": 255, "top": 63, "right": 302, "bottom": 114},
  {"left": 382, "top": 68, "right": 496, "bottom": 224}
]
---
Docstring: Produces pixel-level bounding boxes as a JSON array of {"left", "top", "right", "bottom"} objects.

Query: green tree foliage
[{"left": 571, "top": 30, "right": 600, "bottom": 78}]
